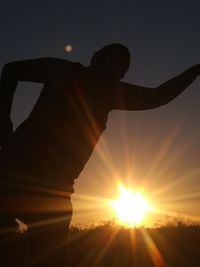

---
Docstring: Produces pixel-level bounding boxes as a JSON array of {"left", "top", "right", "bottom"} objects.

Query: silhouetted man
[{"left": 0, "top": 43, "right": 199, "bottom": 266}]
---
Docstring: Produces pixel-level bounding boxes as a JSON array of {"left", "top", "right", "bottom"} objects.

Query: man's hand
[
  {"left": 114, "top": 64, "right": 200, "bottom": 111},
  {"left": 0, "top": 116, "right": 13, "bottom": 149},
  {"left": 189, "top": 64, "right": 200, "bottom": 76}
]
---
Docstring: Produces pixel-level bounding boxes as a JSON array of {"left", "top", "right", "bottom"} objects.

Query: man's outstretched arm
[
  {"left": 112, "top": 65, "right": 200, "bottom": 111},
  {"left": 0, "top": 57, "right": 69, "bottom": 147}
]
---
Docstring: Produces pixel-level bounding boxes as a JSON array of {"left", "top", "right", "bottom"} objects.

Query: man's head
[{"left": 90, "top": 43, "right": 130, "bottom": 81}]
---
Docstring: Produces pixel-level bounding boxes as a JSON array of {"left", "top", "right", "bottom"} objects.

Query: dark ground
[{"left": 69, "top": 222, "right": 200, "bottom": 267}]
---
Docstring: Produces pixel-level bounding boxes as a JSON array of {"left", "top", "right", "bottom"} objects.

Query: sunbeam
[{"left": 141, "top": 229, "right": 168, "bottom": 267}]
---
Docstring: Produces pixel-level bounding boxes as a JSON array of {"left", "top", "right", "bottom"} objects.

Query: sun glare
[{"left": 111, "top": 185, "right": 150, "bottom": 226}]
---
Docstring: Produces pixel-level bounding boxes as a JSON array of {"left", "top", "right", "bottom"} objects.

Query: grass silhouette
[{"left": 69, "top": 217, "right": 200, "bottom": 267}]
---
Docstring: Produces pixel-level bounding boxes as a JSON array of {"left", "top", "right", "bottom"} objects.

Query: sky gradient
[{"left": 1, "top": 0, "right": 200, "bottom": 226}]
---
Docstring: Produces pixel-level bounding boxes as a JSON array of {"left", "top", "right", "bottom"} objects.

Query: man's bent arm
[
  {"left": 112, "top": 65, "right": 200, "bottom": 111},
  {"left": 0, "top": 57, "right": 69, "bottom": 147}
]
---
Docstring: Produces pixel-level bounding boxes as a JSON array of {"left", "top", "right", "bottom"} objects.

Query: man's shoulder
[
  {"left": 50, "top": 58, "right": 84, "bottom": 73},
  {"left": 45, "top": 57, "right": 82, "bottom": 67}
]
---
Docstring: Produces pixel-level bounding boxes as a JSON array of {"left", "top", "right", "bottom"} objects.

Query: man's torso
[{"left": 0, "top": 61, "right": 114, "bottom": 190}]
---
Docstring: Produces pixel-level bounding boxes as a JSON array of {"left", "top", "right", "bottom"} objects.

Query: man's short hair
[{"left": 90, "top": 43, "right": 131, "bottom": 80}]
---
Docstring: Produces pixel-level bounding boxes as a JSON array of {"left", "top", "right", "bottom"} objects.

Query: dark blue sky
[{"left": 1, "top": 0, "right": 200, "bottom": 224}]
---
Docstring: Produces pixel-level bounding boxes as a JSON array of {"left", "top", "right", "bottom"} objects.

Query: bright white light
[
  {"left": 64, "top": 45, "right": 73, "bottom": 52},
  {"left": 111, "top": 185, "right": 150, "bottom": 226}
]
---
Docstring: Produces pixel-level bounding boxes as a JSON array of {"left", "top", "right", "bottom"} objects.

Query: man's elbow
[
  {"left": 145, "top": 87, "right": 174, "bottom": 109},
  {"left": 1, "top": 62, "right": 20, "bottom": 83},
  {"left": 150, "top": 86, "right": 176, "bottom": 108},
  {"left": 1, "top": 63, "right": 12, "bottom": 79}
]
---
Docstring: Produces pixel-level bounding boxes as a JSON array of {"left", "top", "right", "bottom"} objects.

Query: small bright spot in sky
[{"left": 65, "top": 45, "right": 73, "bottom": 52}]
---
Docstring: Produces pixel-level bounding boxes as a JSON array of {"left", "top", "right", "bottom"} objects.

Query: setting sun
[{"left": 111, "top": 185, "right": 150, "bottom": 226}]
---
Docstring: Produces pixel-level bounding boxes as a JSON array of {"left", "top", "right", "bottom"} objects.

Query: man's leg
[
  {"left": 0, "top": 182, "right": 73, "bottom": 267},
  {"left": 27, "top": 197, "right": 73, "bottom": 267}
]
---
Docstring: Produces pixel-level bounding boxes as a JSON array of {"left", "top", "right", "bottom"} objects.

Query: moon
[{"left": 64, "top": 45, "right": 73, "bottom": 52}]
